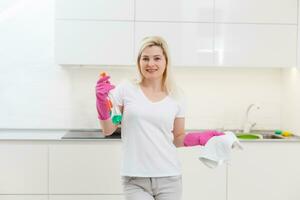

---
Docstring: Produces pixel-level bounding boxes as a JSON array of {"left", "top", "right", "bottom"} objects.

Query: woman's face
[{"left": 139, "top": 45, "right": 167, "bottom": 81}]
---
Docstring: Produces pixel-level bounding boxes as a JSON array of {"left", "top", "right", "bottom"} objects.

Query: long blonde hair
[{"left": 136, "top": 36, "right": 181, "bottom": 99}]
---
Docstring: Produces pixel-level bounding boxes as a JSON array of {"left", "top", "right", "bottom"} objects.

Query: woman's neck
[{"left": 140, "top": 79, "right": 164, "bottom": 92}]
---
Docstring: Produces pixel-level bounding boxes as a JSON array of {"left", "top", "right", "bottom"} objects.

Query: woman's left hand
[{"left": 183, "top": 130, "right": 224, "bottom": 146}]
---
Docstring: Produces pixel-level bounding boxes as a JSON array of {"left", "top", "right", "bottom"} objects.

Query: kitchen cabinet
[
  {"left": 0, "top": 143, "right": 48, "bottom": 194},
  {"left": 178, "top": 146, "right": 226, "bottom": 200},
  {"left": 135, "top": 0, "right": 213, "bottom": 22},
  {"left": 49, "top": 141, "right": 123, "bottom": 194},
  {"left": 0, "top": 196, "right": 47, "bottom": 200},
  {"left": 228, "top": 142, "right": 300, "bottom": 200},
  {"left": 135, "top": 22, "right": 214, "bottom": 67},
  {"left": 55, "top": 20, "right": 134, "bottom": 65},
  {"left": 215, "top": 0, "right": 297, "bottom": 24},
  {"left": 215, "top": 24, "right": 297, "bottom": 67},
  {"left": 56, "top": 0, "right": 134, "bottom": 20},
  {"left": 49, "top": 195, "right": 124, "bottom": 200},
  {"left": 55, "top": 0, "right": 298, "bottom": 67}
]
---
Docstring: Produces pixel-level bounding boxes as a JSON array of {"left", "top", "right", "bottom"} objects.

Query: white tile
[
  {"left": 135, "top": 22, "right": 214, "bottom": 66},
  {"left": 136, "top": 0, "right": 213, "bottom": 22},
  {"left": 214, "top": 24, "right": 297, "bottom": 67},
  {"left": 215, "top": 0, "right": 297, "bottom": 24}
]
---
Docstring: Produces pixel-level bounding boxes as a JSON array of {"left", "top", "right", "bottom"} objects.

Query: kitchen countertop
[
  {"left": 0, "top": 129, "right": 121, "bottom": 141},
  {"left": 0, "top": 128, "right": 299, "bottom": 142}
]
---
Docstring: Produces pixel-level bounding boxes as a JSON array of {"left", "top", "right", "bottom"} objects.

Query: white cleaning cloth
[{"left": 199, "top": 131, "right": 243, "bottom": 168}]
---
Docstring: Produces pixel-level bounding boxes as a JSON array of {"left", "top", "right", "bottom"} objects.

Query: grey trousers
[{"left": 122, "top": 176, "right": 182, "bottom": 200}]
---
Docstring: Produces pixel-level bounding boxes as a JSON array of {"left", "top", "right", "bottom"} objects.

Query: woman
[{"left": 96, "top": 36, "right": 223, "bottom": 200}]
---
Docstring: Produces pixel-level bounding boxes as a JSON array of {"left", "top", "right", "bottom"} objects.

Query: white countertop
[
  {"left": 0, "top": 129, "right": 67, "bottom": 140},
  {"left": 0, "top": 129, "right": 120, "bottom": 141},
  {"left": 0, "top": 129, "right": 299, "bottom": 142}
]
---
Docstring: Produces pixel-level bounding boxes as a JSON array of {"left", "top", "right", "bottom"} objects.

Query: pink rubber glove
[
  {"left": 95, "top": 75, "right": 115, "bottom": 120},
  {"left": 183, "top": 130, "right": 225, "bottom": 146}
]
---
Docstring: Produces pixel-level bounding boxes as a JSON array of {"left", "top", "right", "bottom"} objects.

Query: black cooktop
[{"left": 61, "top": 128, "right": 121, "bottom": 139}]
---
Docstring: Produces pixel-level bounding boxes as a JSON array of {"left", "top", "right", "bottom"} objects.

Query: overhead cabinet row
[
  {"left": 56, "top": 0, "right": 297, "bottom": 24},
  {"left": 55, "top": 0, "right": 298, "bottom": 67},
  {"left": 55, "top": 21, "right": 297, "bottom": 67}
]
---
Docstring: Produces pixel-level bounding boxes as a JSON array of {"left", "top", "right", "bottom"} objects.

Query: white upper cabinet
[
  {"left": 215, "top": 0, "right": 297, "bottom": 24},
  {"left": 135, "top": 0, "right": 213, "bottom": 22},
  {"left": 135, "top": 22, "right": 214, "bottom": 67},
  {"left": 55, "top": 21, "right": 134, "bottom": 65},
  {"left": 56, "top": 0, "right": 134, "bottom": 20},
  {"left": 215, "top": 24, "right": 297, "bottom": 67}
]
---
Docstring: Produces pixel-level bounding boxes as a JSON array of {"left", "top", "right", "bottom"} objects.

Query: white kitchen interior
[{"left": 0, "top": 0, "right": 300, "bottom": 200}]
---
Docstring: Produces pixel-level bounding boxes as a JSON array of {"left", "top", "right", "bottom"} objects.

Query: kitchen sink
[
  {"left": 261, "top": 133, "right": 284, "bottom": 139},
  {"left": 235, "top": 132, "right": 287, "bottom": 140}
]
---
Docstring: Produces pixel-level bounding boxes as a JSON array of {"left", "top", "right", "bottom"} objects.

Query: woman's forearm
[
  {"left": 173, "top": 133, "right": 186, "bottom": 147},
  {"left": 99, "top": 119, "right": 118, "bottom": 135}
]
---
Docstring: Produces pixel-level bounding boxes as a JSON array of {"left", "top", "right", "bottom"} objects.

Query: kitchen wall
[
  {"left": 0, "top": 0, "right": 285, "bottom": 131},
  {"left": 281, "top": 68, "right": 300, "bottom": 133}
]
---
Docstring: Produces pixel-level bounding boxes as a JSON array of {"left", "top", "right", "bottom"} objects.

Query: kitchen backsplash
[
  {"left": 281, "top": 68, "right": 300, "bottom": 134},
  {"left": 0, "top": 65, "right": 282, "bottom": 130}
]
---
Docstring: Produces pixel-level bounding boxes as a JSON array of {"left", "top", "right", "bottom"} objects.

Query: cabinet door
[
  {"left": 228, "top": 142, "right": 300, "bottom": 200},
  {"left": 50, "top": 195, "right": 124, "bottom": 200},
  {"left": 215, "top": 0, "right": 297, "bottom": 24},
  {"left": 0, "top": 143, "right": 48, "bottom": 194},
  {"left": 55, "top": 20, "right": 134, "bottom": 65},
  {"left": 135, "top": 22, "right": 214, "bottom": 67},
  {"left": 136, "top": 0, "right": 213, "bottom": 22},
  {"left": 215, "top": 24, "right": 297, "bottom": 67},
  {"left": 49, "top": 141, "right": 123, "bottom": 194},
  {"left": 178, "top": 146, "right": 226, "bottom": 200},
  {"left": 0, "top": 195, "right": 47, "bottom": 200},
  {"left": 56, "top": 0, "right": 134, "bottom": 20}
]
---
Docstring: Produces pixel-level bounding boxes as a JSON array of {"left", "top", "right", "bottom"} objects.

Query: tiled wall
[{"left": 0, "top": 0, "right": 286, "bottom": 131}]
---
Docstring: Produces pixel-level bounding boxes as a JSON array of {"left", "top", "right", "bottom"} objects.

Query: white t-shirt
[{"left": 111, "top": 81, "right": 185, "bottom": 177}]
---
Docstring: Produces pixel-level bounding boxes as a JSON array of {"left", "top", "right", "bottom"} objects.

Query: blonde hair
[{"left": 136, "top": 36, "right": 181, "bottom": 99}]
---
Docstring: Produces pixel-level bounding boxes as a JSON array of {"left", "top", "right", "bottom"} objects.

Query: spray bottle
[{"left": 100, "top": 72, "right": 122, "bottom": 125}]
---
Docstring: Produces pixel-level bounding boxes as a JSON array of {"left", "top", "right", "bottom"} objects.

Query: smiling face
[{"left": 138, "top": 45, "right": 167, "bottom": 82}]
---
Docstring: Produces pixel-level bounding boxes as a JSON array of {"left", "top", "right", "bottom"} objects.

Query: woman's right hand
[{"left": 95, "top": 75, "right": 115, "bottom": 120}]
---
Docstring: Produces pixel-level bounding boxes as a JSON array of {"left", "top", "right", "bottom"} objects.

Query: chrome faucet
[{"left": 242, "top": 104, "right": 260, "bottom": 133}]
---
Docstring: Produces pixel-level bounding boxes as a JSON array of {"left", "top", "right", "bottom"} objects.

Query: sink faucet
[{"left": 242, "top": 104, "right": 260, "bottom": 133}]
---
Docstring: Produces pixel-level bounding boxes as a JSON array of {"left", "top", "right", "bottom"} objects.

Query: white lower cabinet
[
  {"left": 0, "top": 195, "right": 47, "bottom": 200},
  {"left": 0, "top": 143, "right": 48, "bottom": 194},
  {"left": 49, "top": 195, "right": 124, "bottom": 200},
  {"left": 178, "top": 146, "right": 226, "bottom": 200},
  {"left": 49, "top": 141, "right": 123, "bottom": 194},
  {"left": 228, "top": 142, "right": 300, "bottom": 200},
  {"left": 2, "top": 140, "right": 300, "bottom": 199}
]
